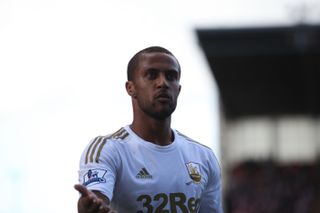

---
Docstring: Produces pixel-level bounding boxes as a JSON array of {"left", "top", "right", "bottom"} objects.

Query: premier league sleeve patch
[{"left": 82, "top": 169, "right": 107, "bottom": 186}]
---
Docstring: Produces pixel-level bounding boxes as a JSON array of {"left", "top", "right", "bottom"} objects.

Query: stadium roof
[{"left": 197, "top": 24, "right": 320, "bottom": 119}]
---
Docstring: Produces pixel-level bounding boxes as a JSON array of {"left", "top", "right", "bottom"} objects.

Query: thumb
[{"left": 74, "top": 184, "right": 91, "bottom": 197}]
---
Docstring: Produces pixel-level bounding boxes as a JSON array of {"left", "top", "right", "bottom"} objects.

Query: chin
[
  {"left": 142, "top": 103, "right": 176, "bottom": 120},
  {"left": 154, "top": 109, "right": 175, "bottom": 120}
]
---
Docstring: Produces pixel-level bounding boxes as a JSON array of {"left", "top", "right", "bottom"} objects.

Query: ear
[{"left": 125, "top": 81, "right": 136, "bottom": 98}]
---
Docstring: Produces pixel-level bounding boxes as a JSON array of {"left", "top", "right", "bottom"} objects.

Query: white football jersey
[{"left": 78, "top": 125, "right": 223, "bottom": 213}]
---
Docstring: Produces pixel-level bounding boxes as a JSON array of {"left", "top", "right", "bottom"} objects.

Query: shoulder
[
  {"left": 81, "top": 127, "right": 131, "bottom": 164},
  {"left": 93, "top": 127, "right": 131, "bottom": 145},
  {"left": 175, "top": 130, "right": 212, "bottom": 151}
]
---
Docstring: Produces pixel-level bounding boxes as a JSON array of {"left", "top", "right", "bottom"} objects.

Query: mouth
[{"left": 155, "top": 93, "right": 171, "bottom": 101}]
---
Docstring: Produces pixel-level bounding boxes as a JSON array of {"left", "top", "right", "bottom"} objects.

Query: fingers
[
  {"left": 75, "top": 184, "right": 116, "bottom": 213},
  {"left": 88, "top": 198, "right": 104, "bottom": 212},
  {"left": 75, "top": 184, "right": 98, "bottom": 212},
  {"left": 96, "top": 203, "right": 117, "bottom": 213},
  {"left": 74, "top": 184, "right": 91, "bottom": 197},
  {"left": 83, "top": 198, "right": 115, "bottom": 213}
]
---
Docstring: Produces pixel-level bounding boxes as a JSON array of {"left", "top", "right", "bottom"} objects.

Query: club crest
[{"left": 186, "top": 162, "right": 201, "bottom": 183}]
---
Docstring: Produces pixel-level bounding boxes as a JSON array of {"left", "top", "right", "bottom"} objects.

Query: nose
[{"left": 156, "top": 73, "right": 169, "bottom": 88}]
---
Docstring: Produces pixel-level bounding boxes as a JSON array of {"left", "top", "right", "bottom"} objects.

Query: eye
[
  {"left": 166, "top": 71, "right": 178, "bottom": 81},
  {"left": 146, "top": 69, "right": 158, "bottom": 80}
]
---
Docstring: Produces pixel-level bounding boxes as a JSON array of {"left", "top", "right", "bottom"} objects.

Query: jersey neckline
[{"left": 124, "top": 125, "right": 179, "bottom": 152}]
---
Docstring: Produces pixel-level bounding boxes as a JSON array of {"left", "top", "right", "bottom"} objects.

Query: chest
[{"left": 112, "top": 146, "right": 209, "bottom": 212}]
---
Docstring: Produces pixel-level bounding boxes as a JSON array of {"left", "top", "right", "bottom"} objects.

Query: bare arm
[{"left": 74, "top": 184, "right": 118, "bottom": 213}]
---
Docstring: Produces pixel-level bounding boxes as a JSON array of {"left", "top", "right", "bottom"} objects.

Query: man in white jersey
[{"left": 74, "top": 46, "right": 223, "bottom": 213}]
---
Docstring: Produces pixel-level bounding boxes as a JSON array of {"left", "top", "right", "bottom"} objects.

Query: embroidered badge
[
  {"left": 83, "top": 169, "right": 107, "bottom": 186},
  {"left": 186, "top": 162, "right": 201, "bottom": 183}
]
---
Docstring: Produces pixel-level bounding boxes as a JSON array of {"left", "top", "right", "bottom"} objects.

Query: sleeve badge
[{"left": 82, "top": 169, "right": 107, "bottom": 186}]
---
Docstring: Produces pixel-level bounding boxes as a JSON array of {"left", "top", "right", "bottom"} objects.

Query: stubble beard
[{"left": 139, "top": 100, "right": 177, "bottom": 120}]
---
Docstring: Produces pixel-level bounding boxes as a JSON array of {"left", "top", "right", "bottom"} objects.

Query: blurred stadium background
[{"left": 197, "top": 24, "right": 320, "bottom": 212}]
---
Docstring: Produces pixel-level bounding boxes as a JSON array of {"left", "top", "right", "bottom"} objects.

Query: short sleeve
[{"left": 78, "top": 136, "right": 119, "bottom": 201}]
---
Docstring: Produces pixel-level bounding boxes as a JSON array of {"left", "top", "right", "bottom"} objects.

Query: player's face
[{"left": 128, "top": 52, "right": 181, "bottom": 120}]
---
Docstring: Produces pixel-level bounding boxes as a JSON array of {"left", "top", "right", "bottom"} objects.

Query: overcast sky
[{"left": 0, "top": 0, "right": 319, "bottom": 212}]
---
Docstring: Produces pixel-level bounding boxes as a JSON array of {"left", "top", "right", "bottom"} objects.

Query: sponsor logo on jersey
[
  {"left": 186, "top": 162, "right": 201, "bottom": 183},
  {"left": 137, "top": 193, "right": 200, "bottom": 212},
  {"left": 83, "top": 169, "right": 107, "bottom": 186},
  {"left": 136, "top": 167, "right": 152, "bottom": 179}
]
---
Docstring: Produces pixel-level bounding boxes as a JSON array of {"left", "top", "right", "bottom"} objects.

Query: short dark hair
[{"left": 127, "top": 46, "right": 181, "bottom": 81}]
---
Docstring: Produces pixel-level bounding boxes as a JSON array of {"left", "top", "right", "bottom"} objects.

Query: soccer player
[{"left": 75, "top": 46, "right": 223, "bottom": 213}]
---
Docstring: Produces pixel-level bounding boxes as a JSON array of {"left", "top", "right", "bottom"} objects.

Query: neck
[{"left": 130, "top": 116, "right": 173, "bottom": 146}]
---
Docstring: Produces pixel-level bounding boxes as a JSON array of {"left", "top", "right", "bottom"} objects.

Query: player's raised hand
[{"left": 74, "top": 184, "right": 118, "bottom": 213}]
